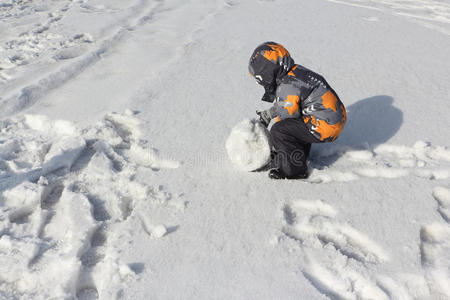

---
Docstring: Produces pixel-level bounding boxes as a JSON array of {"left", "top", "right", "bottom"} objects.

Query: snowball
[
  {"left": 226, "top": 119, "right": 271, "bottom": 171},
  {"left": 152, "top": 225, "right": 167, "bottom": 238}
]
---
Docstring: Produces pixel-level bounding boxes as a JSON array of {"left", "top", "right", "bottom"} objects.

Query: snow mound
[
  {"left": 226, "top": 119, "right": 272, "bottom": 172},
  {"left": 308, "top": 141, "right": 450, "bottom": 183},
  {"left": 0, "top": 110, "right": 182, "bottom": 299}
]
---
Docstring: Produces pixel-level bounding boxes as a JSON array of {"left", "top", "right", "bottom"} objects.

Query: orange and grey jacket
[{"left": 249, "top": 42, "right": 346, "bottom": 142}]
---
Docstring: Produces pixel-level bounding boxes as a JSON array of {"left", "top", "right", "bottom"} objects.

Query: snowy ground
[{"left": 1, "top": 0, "right": 450, "bottom": 299}]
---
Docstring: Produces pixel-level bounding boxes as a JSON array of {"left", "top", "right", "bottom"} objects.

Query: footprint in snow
[
  {"left": 308, "top": 141, "right": 450, "bottom": 183},
  {"left": 280, "top": 200, "right": 415, "bottom": 300},
  {"left": 0, "top": 111, "right": 180, "bottom": 299},
  {"left": 420, "top": 186, "right": 450, "bottom": 298}
]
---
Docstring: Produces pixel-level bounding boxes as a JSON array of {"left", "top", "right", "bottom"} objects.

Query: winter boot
[{"left": 268, "top": 169, "right": 309, "bottom": 180}]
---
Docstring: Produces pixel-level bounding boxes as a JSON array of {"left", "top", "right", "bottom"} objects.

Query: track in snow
[
  {"left": 308, "top": 141, "right": 450, "bottom": 184},
  {"left": 420, "top": 186, "right": 450, "bottom": 298},
  {"left": 327, "top": 0, "right": 450, "bottom": 36},
  {"left": 0, "top": 0, "right": 236, "bottom": 118},
  {"left": 0, "top": 110, "right": 183, "bottom": 299},
  {"left": 280, "top": 191, "right": 450, "bottom": 300}
]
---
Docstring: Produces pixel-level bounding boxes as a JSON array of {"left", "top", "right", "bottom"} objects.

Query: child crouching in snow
[{"left": 249, "top": 42, "right": 346, "bottom": 179}]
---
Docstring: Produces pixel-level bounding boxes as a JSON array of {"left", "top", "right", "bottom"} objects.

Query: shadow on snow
[{"left": 311, "top": 95, "right": 403, "bottom": 168}]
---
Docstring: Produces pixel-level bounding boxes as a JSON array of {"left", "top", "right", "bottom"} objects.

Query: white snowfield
[{"left": 1, "top": 0, "right": 450, "bottom": 299}]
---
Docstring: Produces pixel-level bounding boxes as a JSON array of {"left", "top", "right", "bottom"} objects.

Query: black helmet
[{"left": 248, "top": 42, "right": 295, "bottom": 102}]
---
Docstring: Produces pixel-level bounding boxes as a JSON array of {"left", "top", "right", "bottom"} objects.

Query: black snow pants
[{"left": 270, "top": 118, "right": 319, "bottom": 177}]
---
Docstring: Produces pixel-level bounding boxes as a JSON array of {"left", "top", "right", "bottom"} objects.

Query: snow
[
  {"left": 226, "top": 119, "right": 271, "bottom": 171},
  {"left": 0, "top": 111, "right": 180, "bottom": 298},
  {"left": 1, "top": 0, "right": 450, "bottom": 299},
  {"left": 151, "top": 225, "right": 168, "bottom": 239}
]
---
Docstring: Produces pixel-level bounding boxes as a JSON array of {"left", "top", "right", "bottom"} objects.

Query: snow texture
[
  {"left": 0, "top": 111, "right": 180, "bottom": 299},
  {"left": 1, "top": 0, "right": 450, "bottom": 299},
  {"left": 226, "top": 119, "right": 271, "bottom": 171}
]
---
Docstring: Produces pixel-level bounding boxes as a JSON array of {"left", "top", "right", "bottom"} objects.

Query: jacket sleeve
[{"left": 268, "top": 104, "right": 280, "bottom": 119}]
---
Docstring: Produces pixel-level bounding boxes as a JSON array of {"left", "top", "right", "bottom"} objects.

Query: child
[{"left": 249, "top": 42, "right": 346, "bottom": 179}]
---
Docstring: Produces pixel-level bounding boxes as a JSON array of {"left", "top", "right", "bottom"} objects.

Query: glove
[{"left": 256, "top": 110, "right": 272, "bottom": 127}]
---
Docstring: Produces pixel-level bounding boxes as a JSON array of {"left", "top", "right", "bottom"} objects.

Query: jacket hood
[{"left": 248, "top": 41, "right": 295, "bottom": 90}]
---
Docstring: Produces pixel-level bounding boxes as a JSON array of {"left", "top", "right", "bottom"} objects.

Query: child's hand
[{"left": 256, "top": 110, "right": 272, "bottom": 127}]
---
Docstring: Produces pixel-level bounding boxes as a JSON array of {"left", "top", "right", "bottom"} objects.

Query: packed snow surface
[
  {"left": 226, "top": 119, "right": 271, "bottom": 172},
  {"left": 0, "top": 111, "right": 180, "bottom": 299},
  {"left": 1, "top": 0, "right": 450, "bottom": 299}
]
